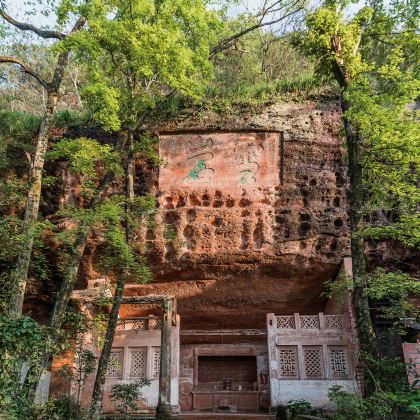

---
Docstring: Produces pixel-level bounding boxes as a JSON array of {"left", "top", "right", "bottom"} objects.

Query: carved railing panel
[
  {"left": 325, "top": 315, "right": 343, "bottom": 329},
  {"left": 116, "top": 317, "right": 161, "bottom": 331},
  {"left": 276, "top": 315, "right": 295, "bottom": 329},
  {"left": 274, "top": 313, "right": 343, "bottom": 330},
  {"left": 300, "top": 315, "right": 320, "bottom": 329}
]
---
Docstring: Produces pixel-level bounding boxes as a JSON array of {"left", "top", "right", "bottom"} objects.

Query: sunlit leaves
[
  {"left": 49, "top": 136, "right": 122, "bottom": 177},
  {"left": 49, "top": 136, "right": 123, "bottom": 198},
  {"left": 69, "top": 0, "right": 220, "bottom": 130}
]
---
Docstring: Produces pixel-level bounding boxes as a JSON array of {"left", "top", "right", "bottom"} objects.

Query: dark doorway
[{"left": 198, "top": 355, "right": 257, "bottom": 389}]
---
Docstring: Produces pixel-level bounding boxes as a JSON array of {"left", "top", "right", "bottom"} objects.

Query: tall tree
[
  {"left": 71, "top": 1, "right": 220, "bottom": 416},
  {"left": 0, "top": 5, "right": 86, "bottom": 318},
  {"left": 295, "top": 0, "right": 419, "bottom": 376},
  {"left": 295, "top": 0, "right": 376, "bottom": 360}
]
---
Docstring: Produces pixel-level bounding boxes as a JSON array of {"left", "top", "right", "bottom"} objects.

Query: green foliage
[
  {"left": 131, "top": 194, "right": 157, "bottom": 219},
  {"left": 0, "top": 216, "right": 22, "bottom": 263},
  {"left": 53, "top": 110, "right": 89, "bottom": 129},
  {"left": 322, "top": 271, "right": 353, "bottom": 307},
  {"left": 0, "top": 173, "right": 27, "bottom": 208},
  {"left": 49, "top": 136, "right": 123, "bottom": 198},
  {"left": 0, "top": 218, "right": 54, "bottom": 311},
  {"left": 0, "top": 307, "right": 94, "bottom": 419},
  {"left": 328, "top": 385, "right": 368, "bottom": 419},
  {"left": 99, "top": 222, "right": 152, "bottom": 282},
  {"left": 49, "top": 137, "right": 122, "bottom": 179},
  {"left": 329, "top": 351, "right": 420, "bottom": 418},
  {"left": 59, "top": 334, "right": 96, "bottom": 414},
  {"left": 0, "top": 315, "right": 57, "bottom": 419},
  {"left": 294, "top": 2, "right": 373, "bottom": 83},
  {"left": 361, "top": 215, "right": 420, "bottom": 249},
  {"left": 55, "top": 193, "right": 155, "bottom": 282},
  {"left": 368, "top": 268, "right": 419, "bottom": 323},
  {"left": 91, "top": 312, "right": 108, "bottom": 348},
  {"left": 328, "top": 382, "right": 420, "bottom": 419},
  {"left": 32, "top": 395, "right": 72, "bottom": 420},
  {"left": 345, "top": 55, "right": 419, "bottom": 246},
  {"left": 72, "top": 0, "right": 221, "bottom": 130},
  {"left": 80, "top": 83, "right": 121, "bottom": 131},
  {"left": 133, "top": 133, "right": 160, "bottom": 165},
  {"left": 62, "top": 307, "right": 90, "bottom": 336},
  {"left": 0, "top": 110, "right": 37, "bottom": 183},
  {"left": 286, "top": 399, "right": 317, "bottom": 417},
  {"left": 110, "top": 379, "right": 151, "bottom": 416},
  {"left": 207, "top": 73, "right": 322, "bottom": 103},
  {"left": 296, "top": 0, "right": 419, "bottom": 252},
  {"left": 362, "top": 352, "right": 412, "bottom": 394},
  {"left": 0, "top": 110, "right": 41, "bottom": 140},
  {"left": 213, "top": 26, "right": 315, "bottom": 93}
]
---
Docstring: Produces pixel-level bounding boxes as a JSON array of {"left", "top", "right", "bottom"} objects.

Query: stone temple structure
[{"left": 50, "top": 101, "right": 365, "bottom": 417}]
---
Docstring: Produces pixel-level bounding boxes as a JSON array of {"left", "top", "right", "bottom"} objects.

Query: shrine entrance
[
  {"left": 197, "top": 355, "right": 258, "bottom": 391},
  {"left": 193, "top": 355, "right": 260, "bottom": 412}
]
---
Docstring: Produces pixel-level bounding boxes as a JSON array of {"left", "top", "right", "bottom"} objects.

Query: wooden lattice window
[
  {"left": 277, "top": 346, "right": 298, "bottom": 378},
  {"left": 300, "top": 315, "right": 320, "bottom": 329},
  {"left": 152, "top": 348, "right": 161, "bottom": 377},
  {"left": 129, "top": 348, "right": 147, "bottom": 378},
  {"left": 328, "top": 347, "right": 348, "bottom": 377},
  {"left": 303, "top": 346, "right": 324, "bottom": 378},
  {"left": 106, "top": 349, "right": 123, "bottom": 378}
]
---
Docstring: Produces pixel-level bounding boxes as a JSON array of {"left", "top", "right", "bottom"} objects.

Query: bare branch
[
  {"left": 212, "top": 7, "right": 303, "bottom": 55},
  {"left": 0, "top": 56, "right": 49, "bottom": 90},
  {"left": 0, "top": 8, "right": 65, "bottom": 40}
]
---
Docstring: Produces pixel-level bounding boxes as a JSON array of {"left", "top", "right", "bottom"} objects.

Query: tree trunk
[
  {"left": 32, "top": 165, "right": 120, "bottom": 395},
  {"left": 89, "top": 269, "right": 129, "bottom": 419},
  {"left": 341, "top": 95, "right": 375, "bottom": 356},
  {"left": 7, "top": 43, "right": 75, "bottom": 318},
  {"left": 8, "top": 93, "right": 57, "bottom": 318},
  {"left": 89, "top": 130, "right": 135, "bottom": 419},
  {"left": 50, "top": 166, "right": 119, "bottom": 330},
  {"left": 50, "top": 229, "right": 89, "bottom": 329},
  {"left": 4, "top": 15, "right": 86, "bottom": 318}
]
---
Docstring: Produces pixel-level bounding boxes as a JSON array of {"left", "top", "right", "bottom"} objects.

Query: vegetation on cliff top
[{"left": 0, "top": 0, "right": 419, "bottom": 418}]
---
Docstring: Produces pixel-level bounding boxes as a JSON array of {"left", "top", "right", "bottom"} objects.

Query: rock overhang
[{"left": 123, "top": 101, "right": 351, "bottom": 330}]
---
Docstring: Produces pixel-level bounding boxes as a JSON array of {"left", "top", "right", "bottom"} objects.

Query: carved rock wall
[{"left": 121, "top": 100, "right": 351, "bottom": 329}]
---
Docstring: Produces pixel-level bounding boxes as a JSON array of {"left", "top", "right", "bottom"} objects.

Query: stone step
[
  {"left": 104, "top": 412, "right": 275, "bottom": 420},
  {"left": 173, "top": 413, "right": 274, "bottom": 420}
]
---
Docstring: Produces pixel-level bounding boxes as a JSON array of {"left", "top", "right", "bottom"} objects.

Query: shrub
[
  {"left": 110, "top": 379, "right": 151, "bottom": 418},
  {"left": 287, "top": 399, "right": 314, "bottom": 416},
  {"left": 53, "top": 110, "right": 89, "bottom": 128}
]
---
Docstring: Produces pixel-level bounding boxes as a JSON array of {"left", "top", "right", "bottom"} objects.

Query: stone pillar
[
  {"left": 266, "top": 313, "right": 277, "bottom": 413},
  {"left": 157, "top": 299, "right": 173, "bottom": 419}
]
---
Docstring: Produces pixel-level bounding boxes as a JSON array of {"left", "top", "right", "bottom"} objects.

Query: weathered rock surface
[
  {"left": 24, "top": 100, "right": 354, "bottom": 330},
  {"left": 120, "top": 100, "right": 351, "bottom": 329}
]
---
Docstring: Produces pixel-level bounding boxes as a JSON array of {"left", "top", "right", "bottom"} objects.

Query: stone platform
[{"left": 173, "top": 413, "right": 274, "bottom": 420}]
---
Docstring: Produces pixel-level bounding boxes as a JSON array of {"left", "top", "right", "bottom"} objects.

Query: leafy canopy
[
  {"left": 296, "top": 0, "right": 419, "bottom": 250},
  {"left": 64, "top": 0, "right": 221, "bottom": 130}
]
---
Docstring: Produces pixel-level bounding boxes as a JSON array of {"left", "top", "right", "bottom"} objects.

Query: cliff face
[
  {"left": 25, "top": 100, "right": 353, "bottom": 329},
  {"left": 119, "top": 100, "right": 351, "bottom": 329}
]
